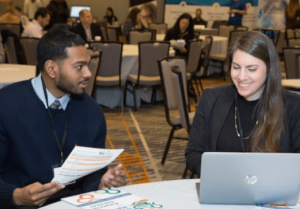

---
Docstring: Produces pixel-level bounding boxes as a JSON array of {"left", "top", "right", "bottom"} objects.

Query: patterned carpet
[{"left": 102, "top": 76, "right": 231, "bottom": 185}]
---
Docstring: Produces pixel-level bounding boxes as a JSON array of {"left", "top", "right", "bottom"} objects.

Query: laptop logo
[{"left": 245, "top": 175, "right": 257, "bottom": 185}]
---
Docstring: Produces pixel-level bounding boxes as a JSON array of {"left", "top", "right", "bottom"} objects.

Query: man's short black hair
[
  {"left": 34, "top": 8, "right": 51, "bottom": 20},
  {"left": 37, "top": 28, "right": 85, "bottom": 72}
]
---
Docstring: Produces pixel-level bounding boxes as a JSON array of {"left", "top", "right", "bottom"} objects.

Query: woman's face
[
  {"left": 231, "top": 49, "right": 267, "bottom": 101},
  {"left": 179, "top": 18, "right": 189, "bottom": 33},
  {"left": 106, "top": 10, "right": 112, "bottom": 17}
]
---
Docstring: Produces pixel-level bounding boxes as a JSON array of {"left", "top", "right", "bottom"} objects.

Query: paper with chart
[
  {"left": 51, "top": 146, "right": 124, "bottom": 185},
  {"left": 61, "top": 188, "right": 164, "bottom": 209}
]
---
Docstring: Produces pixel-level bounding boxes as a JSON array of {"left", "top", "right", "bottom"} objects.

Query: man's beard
[{"left": 56, "top": 73, "right": 89, "bottom": 96}]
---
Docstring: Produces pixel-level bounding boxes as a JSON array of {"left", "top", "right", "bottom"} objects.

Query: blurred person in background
[
  {"left": 23, "top": 0, "right": 42, "bottom": 20},
  {"left": 164, "top": 13, "right": 196, "bottom": 57},
  {"left": 140, "top": 3, "right": 156, "bottom": 29},
  {"left": 45, "top": 0, "right": 69, "bottom": 29},
  {"left": 71, "top": 9, "right": 102, "bottom": 43},
  {"left": 228, "top": 0, "right": 247, "bottom": 26},
  {"left": 193, "top": 8, "right": 207, "bottom": 27},
  {"left": 123, "top": 7, "right": 141, "bottom": 43},
  {"left": 15, "top": 6, "right": 30, "bottom": 32},
  {"left": 104, "top": 7, "right": 118, "bottom": 26},
  {"left": 22, "top": 8, "right": 51, "bottom": 38},
  {"left": 285, "top": 0, "right": 300, "bottom": 29},
  {"left": 0, "top": 5, "right": 20, "bottom": 24}
]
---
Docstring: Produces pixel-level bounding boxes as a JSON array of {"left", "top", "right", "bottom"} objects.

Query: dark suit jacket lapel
[{"left": 210, "top": 86, "right": 236, "bottom": 151}]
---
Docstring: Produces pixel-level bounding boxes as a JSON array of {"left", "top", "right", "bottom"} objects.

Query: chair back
[
  {"left": 235, "top": 26, "right": 248, "bottom": 31},
  {"left": 287, "top": 38, "right": 300, "bottom": 47},
  {"left": 286, "top": 29, "right": 295, "bottom": 40},
  {"left": 296, "top": 53, "right": 300, "bottom": 78},
  {"left": 0, "top": 23, "right": 20, "bottom": 37},
  {"left": 212, "top": 20, "right": 228, "bottom": 29},
  {"left": 158, "top": 56, "right": 187, "bottom": 126},
  {"left": 138, "top": 41, "right": 170, "bottom": 80},
  {"left": 295, "top": 29, "right": 300, "bottom": 38},
  {"left": 3, "top": 36, "right": 18, "bottom": 64},
  {"left": 106, "top": 27, "right": 119, "bottom": 41},
  {"left": 90, "top": 41, "right": 123, "bottom": 86},
  {"left": 199, "top": 36, "right": 213, "bottom": 76},
  {"left": 149, "top": 23, "right": 167, "bottom": 34},
  {"left": 20, "top": 37, "right": 40, "bottom": 65},
  {"left": 186, "top": 39, "right": 203, "bottom": 73},
  {"left": 219, "top": 25, "right": 235, "bottom": 37},
  {"left": 100, "top": 26, "right": 108, "bottom": 41},
  {"left": 274, "top": 30, "right": 287, "bottom": 54},
  {"left": 86, "top": 48, "right": 102, "bottom": 96},
  {"left": 171, "top": 67, "right": 191, "bottom": 132},
  {"left": 129, "top": 30, "right": 153, "bottom": 44},
  {"left": 283, "top": 47, "right": 300, "bottom": 78}
]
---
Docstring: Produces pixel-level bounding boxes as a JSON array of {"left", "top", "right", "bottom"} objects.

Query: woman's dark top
[
  {"left": 104, "top": 15, "right": 118, "bottom": 25},
  {"left": 217, "top": 94, "right": 259, "bottom": 152},
  {"left": 285, "top": 7, "right": 300, "bottom": 29},
  {"left": 164, "top": 29, "right": 196, "bottom": 57}
]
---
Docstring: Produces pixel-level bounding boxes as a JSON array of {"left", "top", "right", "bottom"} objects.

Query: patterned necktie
[{"left": 50, "top": 100, "right": 60, "bottom": 109}]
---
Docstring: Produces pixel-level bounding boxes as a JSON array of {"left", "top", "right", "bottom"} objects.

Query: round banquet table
[
  {"left": 40, "top": 179, "right": 271, "bottom": 209},
  {"left": 0, "top": 64, "right": 36, "bottom": 89}
]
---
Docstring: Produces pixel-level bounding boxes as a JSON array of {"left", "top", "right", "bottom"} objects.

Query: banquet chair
[
  {"left": 100, "top": 26, "right": 108, "bottom": 41},
  {"left": 3, "top": 36, "right": 18, "bottom": 64},
  {"left": 283, "top": 47, "right": 300, "bottom": 78},
  {"left": 287, "top": 38, "right": 300, "bottom": 47},
  {"left": 20, "top": 37, "right": 40, "bottom": 65},
  {"left": 158, "top": 56, "right": 194, "bottom": 165},
  {"left": 107, "top": 26, "right": 119, "bottom": 41},
  {"left": 90, "top": 41, "right": 123, "bottom": 102},
  {"left": 186, "top": 39, "right": 203, "bottom": 100},
  {"left": 149, "top": 23, "right": 167, "bottom": 34},
  {"left": 235, "top": 26, "right": 248, "bottom": 31},
  {"left": 124, "top": 41, "right": 170, "bottom": 111},
  {"left": 193, "top": 36, "right": 213, "bottom": 93},
  {"left": 171, "top": 67, "right": 196, "bottom": 178},
  {"left": 209, "top": 30, "right": 246, "bottom": 80},
  {"left": 85, "top": 48, "right": 102, "bottom": 97},
  {"left": 218, "top": 25, "right": 235, "bottom": 38},
  {"left": 273, "top": 30, "right": 287, "bottom": 57},
  {"left": 0, "top": 23, "right": 20, "bottom": 37},
  {"left": 211, "top": 20, "right": 228, "bottom": 29},
  {"left": 129, "top": 30, "right": 153, "bottom": 45}
]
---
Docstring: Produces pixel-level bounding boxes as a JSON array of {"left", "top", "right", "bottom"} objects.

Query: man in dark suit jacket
[
  {"left": 71, "top": 9, "right": 102, "bottom": 42},
  {"left": 193, "top": 8, "right": 207, "bottom": 27}
]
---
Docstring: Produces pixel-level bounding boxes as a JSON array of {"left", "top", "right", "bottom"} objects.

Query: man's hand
[
  {"left": 179, "top": 46, "right": 187, "bottom": 53},
  {"left": 13, "top": 181, "right": 65, "bottom": 207},
  {"left": 99, "top": 164, "right": 127, "bottom": 189}
]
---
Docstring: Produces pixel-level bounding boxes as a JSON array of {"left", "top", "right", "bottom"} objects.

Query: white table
[
  {"left": 40, "top": 179, "right": 282, "bottom": 209},
  {"left": 0, "top": 64, "right": 36, "bottom": 89}
]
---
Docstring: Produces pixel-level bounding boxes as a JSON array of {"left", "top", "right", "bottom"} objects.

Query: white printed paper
[
  {"left": 51, "top": 146, "right": 124, "bottom": 184},
  {"left": 62, "top": 188, "right": 164, "bottom": 209}
]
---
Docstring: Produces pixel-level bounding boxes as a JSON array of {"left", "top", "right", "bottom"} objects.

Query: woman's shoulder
[
  {"left": 201, "top": 85, "right": 236, "bottom": 102},
  {"left": 284, "top": 91, "right": 300, "bottom": 107}
]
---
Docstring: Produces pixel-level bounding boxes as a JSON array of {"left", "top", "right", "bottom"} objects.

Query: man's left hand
[{"left": 99, "top": 164, "right": 126, "bottom": 189}]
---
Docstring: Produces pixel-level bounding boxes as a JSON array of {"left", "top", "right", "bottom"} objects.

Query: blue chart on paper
[{"left": 165, "top": 0, "right": 258, "bottom": 6}]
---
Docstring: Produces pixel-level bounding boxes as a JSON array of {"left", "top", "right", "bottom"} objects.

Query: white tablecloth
[
  {"left": 40, "top": 179, "right": 277, "bottom": 209},
  {"left": 0, "top": 64, "right": 36, "bottom": 89}
]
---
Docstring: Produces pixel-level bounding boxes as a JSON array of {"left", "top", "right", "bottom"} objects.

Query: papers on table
[
  {"left": 51, "top": 146, "right": 124, "bottom": 185},
  {"left": 62, "top": 188, "right": 164, "bottom": 209},
  {"left": 170, "top": 39, "right": 186, "bottom": 49}
]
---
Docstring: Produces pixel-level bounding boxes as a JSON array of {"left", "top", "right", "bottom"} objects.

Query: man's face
[
  {"left": 55, "top": 46, "right": 92, "bottom": 96},
  {"left": 80, "top": 10, "right": 92, "bottom": 27},
  {"left": 196, "top": 10, "right": 201, "bottom": 19},
  {"left": 39, "top": 14, "right": 50, "bottom": 28}
]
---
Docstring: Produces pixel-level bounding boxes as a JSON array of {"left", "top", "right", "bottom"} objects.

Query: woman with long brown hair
[{"left": 185, "top": 31, "right": 300, "bottom": 177}]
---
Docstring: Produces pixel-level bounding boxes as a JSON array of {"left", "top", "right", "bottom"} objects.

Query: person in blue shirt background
[{"left": 228, "top": 0, "right": 247, "bottom": 26}]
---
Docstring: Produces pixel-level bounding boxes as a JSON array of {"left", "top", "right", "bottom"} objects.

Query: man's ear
[{"left": 44, "top": 60, "right": 59, "bottom": 79}]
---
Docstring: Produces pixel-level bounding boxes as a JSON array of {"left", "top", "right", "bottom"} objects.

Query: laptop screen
[{"left": 70, "top": 6, "right": 91, "bottom": 18}]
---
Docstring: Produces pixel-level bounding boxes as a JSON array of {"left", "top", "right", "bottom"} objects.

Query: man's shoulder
[{"left": 0, "top": 80, "right": 32, "bottom": 103}]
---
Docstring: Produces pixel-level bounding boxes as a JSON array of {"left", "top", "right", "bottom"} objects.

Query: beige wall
[{"left": 11, "top": 0, "right": 130, "bottom": 24}]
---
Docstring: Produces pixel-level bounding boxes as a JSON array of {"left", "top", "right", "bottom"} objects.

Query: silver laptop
[{"left": 199, "top": 152, "right": 300, "bottom": 205}]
